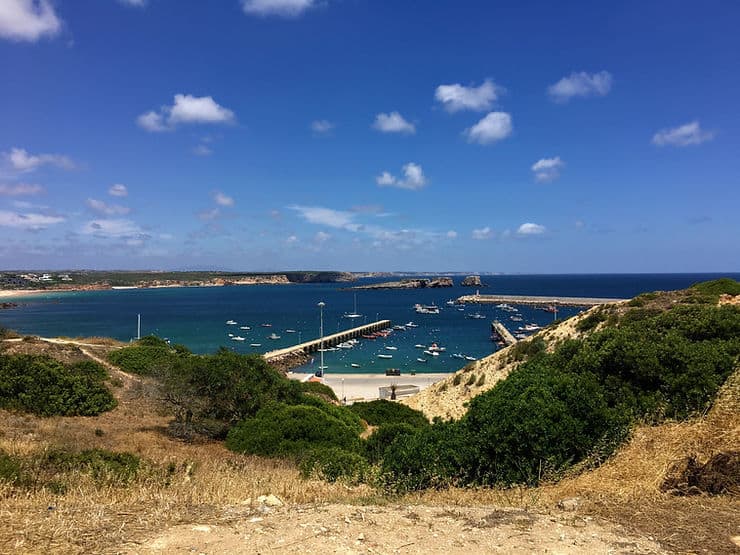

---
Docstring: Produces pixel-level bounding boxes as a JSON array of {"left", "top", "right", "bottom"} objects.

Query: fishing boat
[
  {"left": 285, "top": 329, "right": 297, "bottom": 333},
  {"left": 231, "top": 336, "right": 246, "bottom": 341},
  {"left": 414, "top": 344, "right": 426, "bottom": 349},
  {"left": 423, "top": 350, "right": 440, "bottom": 357},
  {"left": 239, "top": 325, "right": 251, "bottom": 330},
  {"left": 385, "top": 346, "right": 398, "bottom": 351},
  {"left": 452, "top": 353, "right": 465, "bottom": 359},
  {"left": 342, "top": 293, "right": 363, "bottom": 319},
  {"left": 405, "top": 322, "right": 419, "bottom": 328},
  {"left": 268, "top": 333, "right": 281, "bottom": 340},
  {"left": 226, "top": 320, "right": 237, "bottom": 325},
  {"left": 350, "top": 363, "right": 361, "bottom": 368},
  {"left": 250, "top": 343, "right": 262, "bottom": 347},
  {"left": 416, "top": 357, "right": 427, "bottom": 363},
  {"left": 377, "top": 354, "right": 393, "bottom": 359},
  {"left": 464, "top": 355, "right": 477, "bottom": 361}
]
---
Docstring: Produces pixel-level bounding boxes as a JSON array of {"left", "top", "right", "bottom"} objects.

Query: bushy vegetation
[
  {"left": 508, "top": 335, "right": 546, "bottom": 362},
  {"left": 299, "top": 447, "right": 370, "bottom": 483},
  {"left": 300, "top": 380, "right": 339, "bottom": 401},
  {"left": 363, "top": 422, "right": 418, "bottom": 464},
  {"left": 0, "top": 354, "right": 116, "bottom": 416},
  {"left": 381, "top": 286, "right": 740, "bottom": 492},
  {"left": 43, "top": 448, "right": 140, "bottom": 484},
  {"left": 349, "top": 399, "right": 429, "bottom": 429},
  {"left": 690, "top": 277, "right": 740, "bottom": 299},
  {"left": 107, "top": 335, "right": 188, "bottom": 377}
]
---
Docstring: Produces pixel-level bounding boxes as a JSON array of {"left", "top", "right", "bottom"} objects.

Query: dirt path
[{"left": 129, "top": 503, "right": 665, "bottom": 554}]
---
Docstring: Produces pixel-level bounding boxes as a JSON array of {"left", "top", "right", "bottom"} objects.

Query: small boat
[
  {"left": 414, "top": 344, "right": 426, "bottom": 349},
  {"left": 261, "top": 323, "right": 272, "bottom": 328},
  {"left": 350, "top": 363, "right": 361, "bottom": 368},
  {"left": 428, "top": 343, "right": 446, "bottom": 352},
  {"left": 343, "top": 293, "right": 363, "bottom": 319},
  {"left": 228, "top": 333, "right": 234, "bottom": 337},
  {"left": 285, "top": 329, "right": 297, "bottom": 333},
  {"left": 519, "top": 324, "right": 542, "bottom": 332},
  {"left": 445, "top": 299, "right": 455, "bottom": 306},
  {"left": 385, "top": 346, "right": 398, "bottom": 351},
  {"left": 510, "top": 316, "right": 523, "bottom": 322},
  {"left": 414, "top": 303, "right": 440, "bottom": 314},
  {"left": 416, "top": 357, "right": 427, "bottom": 363},
  {"left": 226, "top": 320, "right": 237, "bottom": 325},
  {"left": 457, "top": 307, "right": 465, "bottom": 312},
  {"left": 423, "top": 350, "right": 439, "bottom": 357},
  {"left": 467, "top": 313, "right": 486, "bottom": 319},
  {"left": 250, "top": 343, "right": 262, "bottom": 347},
  {"left": 392, "top": 325, "right": 407, "bottom": 331},
  {"left": 231, "top": 336, "right": 246, "bottom": 341},
  {"left": 452, "top": 353, "right": 465, "bottom": 359},
  {"left": 405, "top": 322, "right": 418, "bottom": 328},
  {"left": 239, "top": 326, "right": 251, "bottom": 330},
  {"left": 268, "top": 333, "right": 281, "bottom": 340},
  {"left": 362, "top": 334, "right": 376, "bottom": 339},
  {"left": 377, "top": 354, "right": 393, "bottom": 359},
  {"left": 337, "top": 342, "right": 354, "bottom": 349},
  {"left": 464, "top": 355, "right": 477, "bottom": 361}
]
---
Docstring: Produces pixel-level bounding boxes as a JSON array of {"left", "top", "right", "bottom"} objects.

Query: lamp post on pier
[{"left": 318, "top": 301, "right": 325, "bottom": 377}]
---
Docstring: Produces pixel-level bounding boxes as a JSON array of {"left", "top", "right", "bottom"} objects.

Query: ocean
[{"left": 1, "top": 273, "right": 737, "bottom": 375}]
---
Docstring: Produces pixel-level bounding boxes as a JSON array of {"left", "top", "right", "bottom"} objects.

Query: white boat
[
  {"left": 428, "top": 343, "right": 446, "bottom": 352},
  {"left": 416, "top": 357, "right": 427, "bottom": 363},
  {"left": 285, "top": 329, "right": 297, "bottom": 333},
  {"left": 423, "top": 350, "right": 439, "bottom": 357},
  {"left": 250, "top": 343, "right": 262, "bottom": 347},
  {"left": 452, "top": 353, "right": 465, "bottom": 359},
  {"left": 377, "top": 354, "right": 393, "bottom": 359},
  {"left": 239, "top": 326, "right": 251, "bottom": 330},
  {"left": 414, "top": 344, "right": 426, "bottom": 349},
  {"left": 385, "top": 346, "right": 398, "bottom": 351},
  {"left": 343, "top": 293, "right": 363, "bottom": 319},
  {"left": 414, "top": 303, "right": 440, "bottom": 314},
  {"left": 228, "top": 333, "right": 234, "bottom": 337},
  {"left": 465, "top": 355, "right": 477, "bottom": 361},
  {"left": 519, "top": 324, "right": 542, "bottom": 332},
  {"left": 261, "top": 323, "right": 272, "bottom": 327},
  {"left": 405, "top": 322, "right": 419, "bottom": 328},
  {"left": 445, "top": 299, "right": 456, "bottom": 306},
  {"left": 226, "top": 320, "right": 237, "bottom": 325},
  {"left": 231, "top": 336, "right": 246, "bottom": 341},
  {"left": 350, "top": 363, "right": 361, "bottom": 368},
  {"left": 392, "top": 325, "right": 406, "bottom": 331},
  {"left": 268, "top": 333, "right": 281, "bottom": 340}
]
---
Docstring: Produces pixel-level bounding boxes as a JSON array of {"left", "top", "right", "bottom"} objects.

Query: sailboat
[{"left": 343, "top": 292, "right": 362, "bottom": 319}]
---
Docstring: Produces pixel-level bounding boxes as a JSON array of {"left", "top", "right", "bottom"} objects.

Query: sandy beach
[
  {"left": 288, "top": 371, "right": 450, "bottom": 402},
  {"left": 0, "top": 289, "right": 49, "bottom": 299}
]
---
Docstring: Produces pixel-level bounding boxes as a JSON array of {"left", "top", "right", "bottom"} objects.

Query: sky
[{"left": 1, "top": 0, "right": 739, "bottom": 273}]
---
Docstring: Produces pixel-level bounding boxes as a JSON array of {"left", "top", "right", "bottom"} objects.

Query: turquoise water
[{"left": 2, "top": 273, "right": 737, "bottom": 375}]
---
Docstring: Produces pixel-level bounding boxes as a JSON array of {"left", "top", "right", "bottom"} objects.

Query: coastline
[
  {"left": 0, "top": 289, "right": 50, "bottom": 299},
  {"left": 287, "top": 371, "right": 449, "bottom": 402}
]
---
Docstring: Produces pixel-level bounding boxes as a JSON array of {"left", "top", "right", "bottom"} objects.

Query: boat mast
[{"left": 137, "top": 313, "right": 141, "bottom": 340}]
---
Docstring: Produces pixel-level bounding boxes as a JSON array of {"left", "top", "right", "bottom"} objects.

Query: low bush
[
  {"left": 348, "top": 399, "right": 429, "bottom": 429},
  {"left": 107, "top": 335, "right": 188, "bottom": 377},
  {"left": 0, "top": 450, "right": 22, "bottom": 485},
  {"left": 0, "top": 354, "right": 116, "bottom": 416},
  {"left": 690, "top": 277, "right": 740, "bottom": 299},
  {"left": 44, "top": 448, "right": 140, "bottom": 483},
  {"left": 509, "top": 336, "right": 546, "bottom": 362},
  {"left": 299, "top": 447, "right": 369, "bottom": 483},
  {"left": 364, "top": 422, "right": 418, "bottom": 464},
  {"left": 300, "top": 380, "right": 339, "bottom": 401}
]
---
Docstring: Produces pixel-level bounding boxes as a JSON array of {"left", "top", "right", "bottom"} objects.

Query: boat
[
  {"left": 428, "top": 343, "right": 446, "bottom": 352},
  {"left": 423, "top": 350, "right": 439, "bottom": 357},
  {"left": 445, "top": 299, "right": 456, "bottom": 306},
  {"left": 414, "top": 344, "right": 426, "bottom": 349},
  {"left": 392, "top": 325, "right": 406, "bottom": 331},
  {"left": 519, "top": 324, "right": 542, "bottom": 332},
  {"left": 464, "top": 355, "right": 477, "bottom": 361},
  {"left": 452, "top": 353, "right": 465, "bottom": 359},
  {"left": 342, "top": 293, "right": 363, "bottom": 319},
  {"left": 337, "top": 341, "right": 354, "bottom": 349},
  {"left": 249, "top": 343, "right": 262, "bottom": 347},
  {"left": 261, "top": 323, "right": 272, "bottom": 328},
  {"left": 467, "top": 313, "right": 486, "bottom": 319},
  {"left": 385, "top": 346, "right": 398, "bottom": 351},
  {"left": 227, "top": 333, "right": 234, "bottom": 337},
  {"left": 231, "top": 336, "right": 246, "bottom": 341},
  {"left": 239, "top": 326, "right": 251, "bottom": 330},
  {"left": 414, "top": 303, "right": 440, "bottom": 314},
  {"left": 377, "top": 354, "right": 393, "bottom": 359},
  {"left": 268, "top": 333, "right": 281, "bottom": 340},
  {"left": 510, "top": 316, "right": 523, "bottom": 322},
  {"left": 416, "top": 357, "right": 427, "bottom": 363},
  {"left": 226, "top": 320, "right": 237, "bottom": 325},
  {"left": 405, "top": 322, "right": 418, "bottom": 328},
  {"left": 361, "top": 334, "right": 376, "bottom": 340},
  {"left": 350, "top": 363, "right": 361, "bottom": 368},
  {"left": 541, "top": 305, "right": 558, "bottom": 313}
]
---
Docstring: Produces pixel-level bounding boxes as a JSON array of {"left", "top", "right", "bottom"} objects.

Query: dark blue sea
[{"left": 1, "top": 273, "right": 737, "bottom": 375}]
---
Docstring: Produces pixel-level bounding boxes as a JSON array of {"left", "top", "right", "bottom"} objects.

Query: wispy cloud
[
  {"left": 0, "top": 183, "right": 43, "bottom": 196},
  {"left": 137, "top": 94, "right": 236, "bottom": 132},
  {"left": 214, "top": 191, "right": 234, "bottom": 207},
  {"left": 192, "top": 144, "right": 213, "bottom": 156},
  {"left": 86, "top": 198, "right": 130, "bottom": 216},
  {"left": 472, "top": 226, "right": 493, "bottom": 240},
  {"left": 81, "top": 218, "right": 146, "bottom": 239},
  {"left": 652, "top": 120, "right": 714, "bottom": 147},
  {"left": 311, "top": 119, "right": 334, "bottom": 134},
  {"left": 517, "top": 222, "right": 546, "bottom": 235},
  {"left": 547, "top": 71, "right": 613, "bottom": 103},
  {"left": 465, "top": 112, "right": 512, "bottom": 145},
  {"left": 372, "top": 112, "right": 415, "bottom": 134},
  {"left": 118, "top": 0, "right": 146, "bottom": 6},
  {"left": 446, "top": 230, "right": 458, "bottom": 239},
  {"left": 0, "top": 0, "right": 62, "bottom": 42},
  {"left": 435, "top": 79, "right": 502, "bottom": 112},
  {"left": 241, "top": 0, "right": 317, "bottom": 17},
  {"left": 375, "top": 163, "right": 427, "bottom": 190},
  {"left": 108, "top": 184, "right": 128, "bottom": 197},
  {"left": 289, "top": 205, "right": 360, "bottom": 231},
  {"left": 3, "top": 147, "right": 74, "bottom": 173},
  {"left": 0, "top": 209, "right": 64, "bottom": 230},
  {"left": 531, "top": 156, "right": 564, "bottom": 182}
]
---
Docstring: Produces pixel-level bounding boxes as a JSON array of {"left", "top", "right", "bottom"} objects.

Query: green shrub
[
  {"left": 108, "top": 336, "right": 189, "bottom": 377},
  {"left": 0, "top": 354, "right": 116, "bottom": 416},
  {"left": 349, "top": 399, "right": 429, "bottom": 429},
  {"left": 364, "top": 422, "right": 418, "bottom": 464},
  {"left": 690, "top": 278, "right": 740, "bottom": 299},
  {"left": 300, "top": 380, "right": 338, "bottom": 401},
  {"left": 509, "top": 336, "right": 546, "bottom": 362},
  {"left": 575, "top": 309, "right": 607, "bottom": 332},
  {"left": 43, "top": 448, "right": 140, "bottom": 484},
  {"left": 0, "top": 450, "right": 22, "bottom": 484},
  {"left": 226, "top": 402, "right": 362, "bottom": 459},
  {"left": 476, "top": 374, "right": 485, "bottom": 387},
  {"left": 452, "top": 373, "right": 462, "bottom": 386},
  {"left": 299, "top": 447, "right": 369, "bottom": 483}
]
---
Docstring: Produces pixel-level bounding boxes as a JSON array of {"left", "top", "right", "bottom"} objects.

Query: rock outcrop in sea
[{"left": 461, "top": 275, "right": 484, "bottom": 287}]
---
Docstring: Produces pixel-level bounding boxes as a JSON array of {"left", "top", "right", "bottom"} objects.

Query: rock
[
  {"left": 461, "top": 275, "right": 483, "bottom": 287},
  {"left": 258, "top": 494, "right": 284, "bottom": 507},
  {"left": 557, "top": 497, "right": 581, "bottom": 511}
]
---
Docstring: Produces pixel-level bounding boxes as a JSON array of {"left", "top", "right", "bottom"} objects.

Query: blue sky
[{"left": 1, "top": 0, "right": 738, "bottom": 272}]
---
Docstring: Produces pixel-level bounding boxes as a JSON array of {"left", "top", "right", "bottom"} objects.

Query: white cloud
[
  {"left": 651, "top": 121, "right": 714, "bottom": 147},
  {"left": 214, "top": 191, "right": 234, "bottom": 207},
  {"left": 286, "top": 235, "right": 298, "bottom": 244},
  {"left": 314, "top": 231, "right": 330, "bottom": 243},
  {"left": 0, "top": 209, "right": 64, "bottom": 230},
  {"left": 118, "top": 0, "right": 146, "bottom": 6},
  {"left": 198, "top": 208, "right": 220, "bottom": 221},
  {"left": 241, "top": 0, "right": 316, "bottom": 17},
  {"left": 0, "top": 0, "right": 61, "bottom": 42},
  {"left": 446, "top": 230, "right": 458, "bottom": 239},
  {"left": 531, "top": 156, "right": 565, "bottom": 182},
  {"left": 137, "top": 94, "right": 235, "bottom": 132},
  {"left": 435, "top": 79, "right": 502, "bottom": 113},
  {"left": 289, "top": 205, "right": 359, "bottom": 231},
  {"left": 311, "top": 119, "right": 334, "bottom": 134},
  {"left": 0, "top": 183, "right": 43, "bottom": 196},
  {"left": 192, "top": 144, "right": 213, "bottom": 156},
  {"left": 465, "top": 112, "right": 512, "bottom": 145},
  {"left": 472, "top": 226, "right": 493, "bottom": 240},
  {"left": 86, "top": 198, "right": 130, "bottom": 216},
  {"left": 82, "top": 218, "right": 145, "bottom": 238},
  {"left": 108, "top": 184, "right": 128, "bottom": 197},
  {"left": 4, "top": 147, "right": 74, "bottom": 172},
  {"left": 547, "top": 71, "right": 613, "bottom": 103},
  {"left": 372, "top": 112, "right": 415, "bottom": 134},
  {"left": 517, "top": 222, "right": 546, "bottom": 235},
  {"left": 376, "top": 163, "right": 427, "bottom": 190}
]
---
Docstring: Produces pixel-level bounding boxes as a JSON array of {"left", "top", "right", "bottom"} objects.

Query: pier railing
[{"left": 263, "top": 319, "right": 392, "bottom": 362}]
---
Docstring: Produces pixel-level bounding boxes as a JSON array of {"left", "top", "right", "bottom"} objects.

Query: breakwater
[{"left": 457, "top": 294, "right": 626, "bottom": 307}]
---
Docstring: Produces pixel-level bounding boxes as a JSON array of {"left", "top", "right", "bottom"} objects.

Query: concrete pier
[
  {"left": 457, "top": 294, "right": 625, "bottom": 307},
  {"left": 491, "top": 320, "right": 517, "bottom": 346},
  {"left": 263, "top": 319, "right": 392, "bottom": 363}
]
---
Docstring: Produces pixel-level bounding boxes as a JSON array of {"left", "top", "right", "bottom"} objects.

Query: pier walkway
[
  {"left": 457, "top": 294, "right": 626, "bottom": 307},
  {"left": 263, "top": 320, "right": 392, "bottom": 362},
  {"left": 491, "top": 320, "right": 517, "bottom": 346}
]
